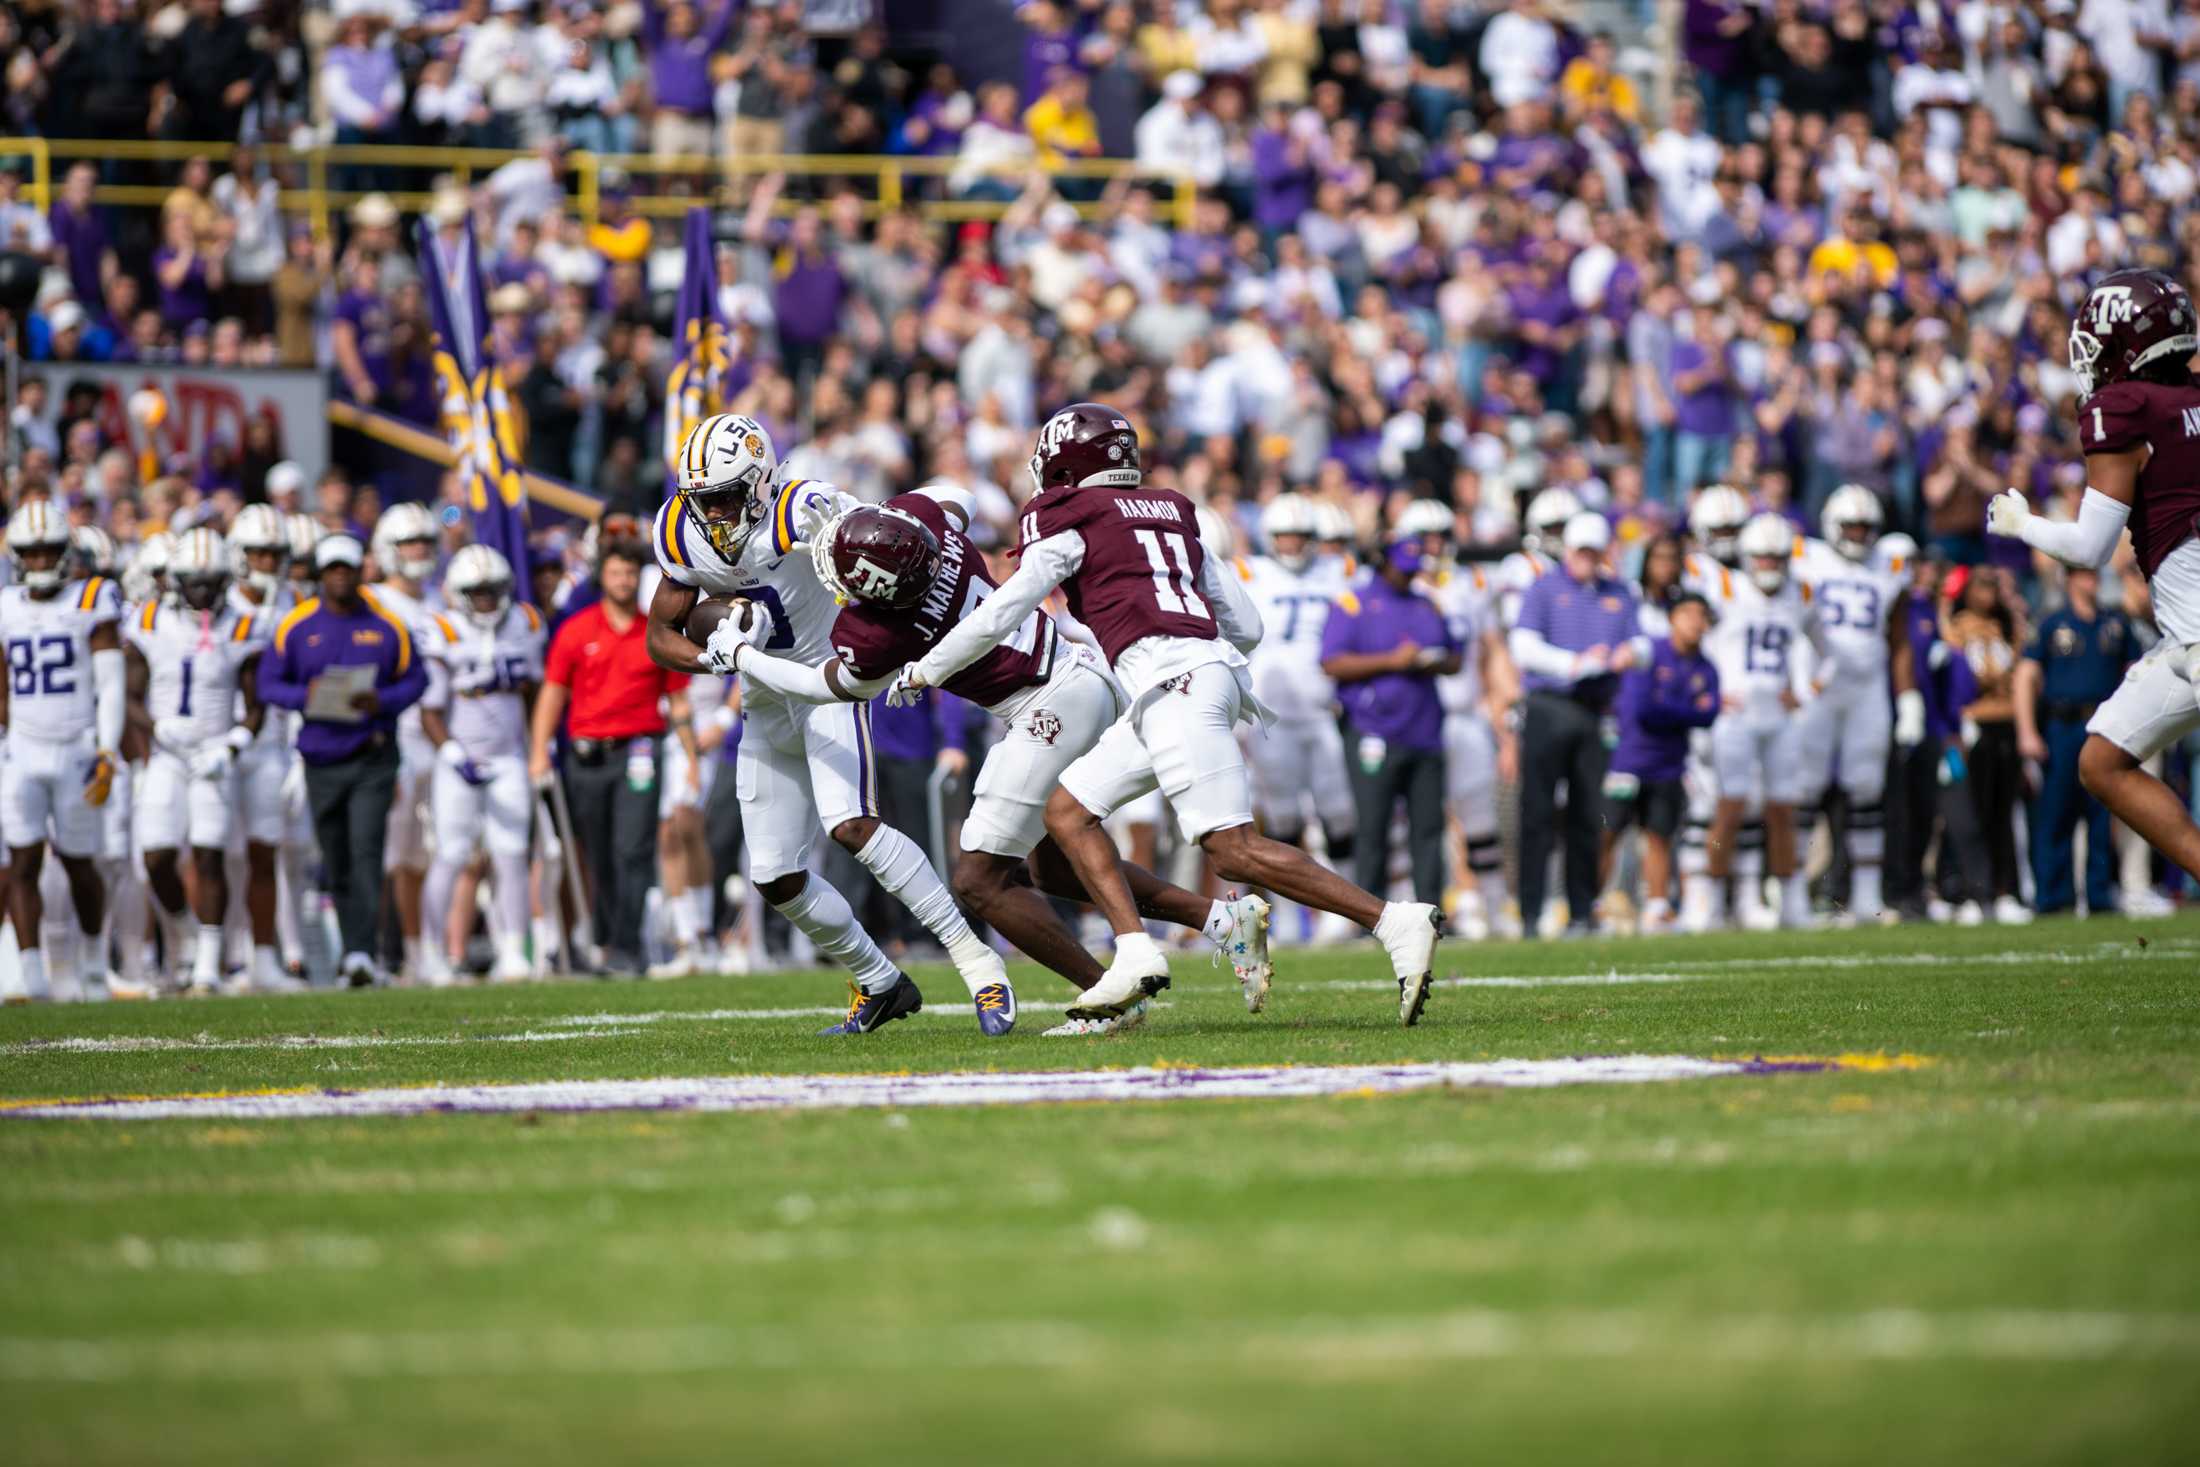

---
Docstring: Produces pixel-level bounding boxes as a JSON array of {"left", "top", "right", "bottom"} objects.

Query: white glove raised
[
  {"left": 1986, "top": 488, "right": 2032, "bottom": 539},
  {"left": 886, "top": 666, "right": 929, "bottom": 708},
  {"left": 1894, "top": 688, "right": 1927, "bottom": 748}
]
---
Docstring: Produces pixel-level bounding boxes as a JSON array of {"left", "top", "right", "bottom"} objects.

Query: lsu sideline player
[
  {"left": 1, "top": 500, "right": 125, "bottom": 1002},
  {"left": 1240, "top": 492, "right": 1356, "bottom": 872},
  {"left": 126, "top": 528, "right": 294, "bottom": 994},
  {"left": 1990, "top": 266, "right": 2200, "bottom": 887},
  {"left": 417, "top": 545, "right": 543, "bottom": 986},
  {"left": 369, "top": 502, "right": 442, "bottom": 981},
  {"left": 1795, "top": 485, "right": 1915, "bottom": 924},
  {"left": 643, "top": 413, "right": 1014, "bottom": 1035}
]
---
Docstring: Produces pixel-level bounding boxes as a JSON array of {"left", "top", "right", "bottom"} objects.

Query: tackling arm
[
  {"left": 730, "top": 646, "right": 894, "bottom": 705},
  {"left": 908, "top": 531, "right": 1083, "bottom": 688}
]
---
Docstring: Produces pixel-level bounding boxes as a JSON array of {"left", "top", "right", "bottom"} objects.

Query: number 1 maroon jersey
[
  {"left": 2080, "top": 373, "right": 2200, "bottom": 580},
  {"left": 831, "top": 492, "right": 1057, "bottom": 707},
  {"left": 1020, "top": 486, "right": 1218, "bottom": 666}
]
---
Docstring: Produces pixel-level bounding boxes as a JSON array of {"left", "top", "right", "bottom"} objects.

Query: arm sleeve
[
  {"left": 1196, "top": 549, "right": 1264, "bottom": 652},
  {"left": 913, "top": 531, "right": 1083, "bottom": 685},
  {"left": 93, "top": 647, "right": 124, "bottom": 751},
  {"left": 2017, "top": 487, "right": 2131, "bottom": 569},
  {"left": 1508, "top": 626, "right": 1579, "bottom": 680},
  {"left": 733, "top": 650, "right": 857, "bottom": 704}
]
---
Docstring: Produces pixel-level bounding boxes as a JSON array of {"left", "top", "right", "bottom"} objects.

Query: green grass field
[{"left": 4, "top": 917, "right": 2199, "bottom": 1465}]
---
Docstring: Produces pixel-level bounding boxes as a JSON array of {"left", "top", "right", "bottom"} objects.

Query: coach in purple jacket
[{"left": 1605, "top": 592, "right": 1720, "bottom": 927}]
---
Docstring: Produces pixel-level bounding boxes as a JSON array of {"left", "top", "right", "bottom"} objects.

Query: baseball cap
[
  {"left": 46, "top": 300, "right": 85, "bottom": 334},
  {"left": 265, "top": 460, "right": 305, "bottom": 499},
  {"left": 315, "top": 534, "right": 365, "bottom": 570},
  {"left": 1562, "top": 512, "right": 1611, "bottom": 553}
]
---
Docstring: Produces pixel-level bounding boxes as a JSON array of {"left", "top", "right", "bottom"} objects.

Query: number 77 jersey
[{"left": 1243, "top": 553, "right": 1348, "bottom": 722}]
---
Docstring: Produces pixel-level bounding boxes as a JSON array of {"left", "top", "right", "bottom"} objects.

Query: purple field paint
[{"left": 2, "top": 1055, "right": 1857, "bottom": 1122}]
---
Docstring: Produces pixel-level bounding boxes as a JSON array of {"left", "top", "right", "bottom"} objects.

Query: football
[{"left": 683, "top": 595, "right": 759, "bottom": 646}]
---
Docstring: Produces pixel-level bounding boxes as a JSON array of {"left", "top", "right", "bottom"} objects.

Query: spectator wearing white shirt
[
  {"left": 1642, "top": 94, "right": 1724, "bottom": 241},
  {"left": 1190, "top": 0, "right": 1271, "bottom": 81},
  {"left": 2079, "top": 0, "right": 2173, "bottom": 118},
  {"left": 211, "top": 148, "right": 282, "bottom": 334},
  {"left": 951, "top": 83, "right": 1037, "bottom": 200},
  {"left": 2044, "top": 179, "right": 2126, "bottom": 274},
  {"left": 1892, "top": 33, "right": 1978, "bottom": 160},
  {"left": 1479, "top": 0, "right": 1561, "bottom": 107},
  {"left": 1136, "top": 72, "right": 1229, "bottom": 189}
]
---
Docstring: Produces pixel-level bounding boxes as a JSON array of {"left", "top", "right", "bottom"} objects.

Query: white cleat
[
  {"left": 1741, "top": 905, "right": 1782, "bottom": 933},
  {"left": 1377, "top": 902, "right": 1443, "bottom": 1027},
  {"left": 1044, "top": 999, "right": 1149, "bottom": 1037},
  {"left": 1953, "top": 901, "right": 1986, "bottom": 927},
  {"left": 2122, "top": 887, "right": 2175, "bottom": 919},
  {"left": 1992, "top": 895, "right": 2034, "bottom": 925},
  {"left": 646, "top": 946, "right": 701, "bottom": 981},
  {"left": 490, "top": 941, "right": 534, "bottom": 985},
  {"left": 1215, "top": 893, "right": 1273, "bottom": 1013},
  {"left": 1067, "top": 936, "right": 1170, "bottom": 1019},
  {"left": 1451, "top": 890, "right": 1491, "bottom": 943},
  {"left": 254, "top": 968, "right": 311, "bottom": 995},
  {"left": 185, "top": 974, "right": 222, "bottom": 999},
  {"left": 101, "top": 973, "right": 154, "bottom": 1002}
]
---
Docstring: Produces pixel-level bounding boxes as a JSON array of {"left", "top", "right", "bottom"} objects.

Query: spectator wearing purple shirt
[
  {"left": 1669, "top": 316, "right": 1736, "bottom": 494},
  {"left": 1683, "top": 0, "right": 1756, "bottom": 144},
  {"left": 644, "top": 0, "right": 738, "bottom": 158},
  {"left": 1507, "top": 253, "right": 1584, "bottom": 408},
  {"left": 1507, "top": 513, "right": 1644, "bottom": 936},
  {"left": 1320, "top": 535, "right": 1463, "bottom": 907},
  {"left": 151, "top": 210, "right": 222, "bottom": 331},
  {"left": 48, "top": 164, "right": 114, "bottom": 313},
  {"left": 772, "top": 210, "right": 847, "bottom": 385},
  {"left": 1020, "top": 0, "right": 1088, "bottom": 104},
  {"left": 1252, "top": 102, "right": 1315, "bottom": 240},
  {"left": 329, "top": 255, "right": 394, "bottom": 407}
]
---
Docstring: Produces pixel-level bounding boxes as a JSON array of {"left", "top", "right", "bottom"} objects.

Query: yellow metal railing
[{"left": 0, "top": 136, "right": 1198, "bottom": 237}]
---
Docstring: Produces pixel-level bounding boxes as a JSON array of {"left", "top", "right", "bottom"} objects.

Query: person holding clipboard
[{"left": 257, "top": 533, "right": 427, "bottom": 987}]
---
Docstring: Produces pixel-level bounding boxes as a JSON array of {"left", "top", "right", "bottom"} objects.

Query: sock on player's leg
[
  {"left": 1781, "top": 872, "right": 1812, "bottom": 927},
  {"left": 421, "top": 858, "right": 461, "bottom": 972},
  {"left": 191, "top": 925, "right": 222, "bottom": 986},
  {"left": 491, "top": 855, "right": 532, "bottom": 947},
  {"left": 1851, "top": 803, "right": 1887, "bottom": 920},
  {"left": 771, "top": 876, "right": 901, "bottom": 994},
  {"left": 854, "top": 826, "right": 999, "bottom": 994}
]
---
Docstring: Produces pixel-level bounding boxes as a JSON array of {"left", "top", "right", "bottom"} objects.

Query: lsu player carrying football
[
  {"left": 418, "top": 545, "right": 544, "bottom": 986},
  {"left": 1989, "top": 267, "right": 2200, "bottom": 888},
  {"left": 126, "top": 528, "right": 295, "bottom": 994},
  {"left": 1700, "top": 512, "right": 1833, "bottom": 931},
  {"left": 1241, "top": 492, "right": 1356, "bottom": 881},
  {"left": 718, "top": 483, "right": 1274, "bottom": 1031},
  {"left": 1, "top": 500, "right": 126, "bottom": 1001},
  {"left": 1795, "top": 485, "right": 1916, "bottom": 925},
  {"left": 644, "top": 413, "right": 1015, "bottom": 1035}
]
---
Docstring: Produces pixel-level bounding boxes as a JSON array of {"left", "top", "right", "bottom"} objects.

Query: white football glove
[
  {"left": 702, "top": 611, "right": 760, "bottom": 675},
  {"left": 1894, "top": 689, "right": 1927, "bottom": 749},
  {"left": 787, "top": 485, "right": 839, "bottom": 545},
  {"left": 1986, "top": 488, "right": 2032, "bottom": 539},
  {"left": 885, "top": 666, "right": 928, "bottom": 708},
  {"left": 191, "top": 728, "right": 252, "bottom": 782}
]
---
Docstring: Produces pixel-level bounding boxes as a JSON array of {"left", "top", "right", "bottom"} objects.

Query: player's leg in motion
[
  {"left": 810, "top": 700, "right": 1012, "bottom": 1021},
  {"left": 742, "top": 704, "right": 915, "bottom": 1034},
  {"left": 1049, "top": 666, "right": 1442, "bottom": 1026},
  {"left": 2077, "top": 646, "right": 2200, "bottom": 883},
  {"left": 6, "top": 740, "right": 109, "bottom": 1000}
]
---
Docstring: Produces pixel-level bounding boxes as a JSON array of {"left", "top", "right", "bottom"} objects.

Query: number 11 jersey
[{"left": 1020, "top": 485, "right": 1219, "bottom": 668}]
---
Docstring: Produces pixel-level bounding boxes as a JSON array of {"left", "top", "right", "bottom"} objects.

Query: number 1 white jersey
[
  {"left": 124, "top": 600, "right": 268, "bottom": 745},
  {"left": 1796, "top": 538, "right": 1906, "bottom": 681},
  {"left": 1241, "top": 554, "right": 1347, "bottom": 723},
  {"left": 422, "top": 603, "right": 547, "bottom": 761},
  {"left": 2, "top": 578, "right": 121, "bottom": 741},
  {"left": 651, "top": 476, "right": 855, "bottom": 671}
]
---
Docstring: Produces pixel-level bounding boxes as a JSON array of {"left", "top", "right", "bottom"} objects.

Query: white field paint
[
  {"left": 6, "top": 1055, "right": 1798, "bottom": 1120},
  {"left": 2, "top": 1308, "right": 2195, "bottom": 1383}
]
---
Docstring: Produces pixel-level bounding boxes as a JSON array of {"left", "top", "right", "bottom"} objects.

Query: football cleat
[
  {"left": 819, "top": 974, "right": 924, "bottom": 1035},
  {"left": 1065, "top": 938, "right": 1169, "bottom": 1019},
  {"left": 1213, "top": 893, "right": 1273, "bottom": 1013},
  {"left": 973, "top": 981, "right": 1017, "bottom": 1037},
  {"left": 102, "top": 973, "right": 154, "bottom": 1002},
  {"left": 1380, "top": 902, "right": 1443, "bottom": 1028},
  {"left": 1043, "top": 999, "right": 1149, "bottom": 1037}
]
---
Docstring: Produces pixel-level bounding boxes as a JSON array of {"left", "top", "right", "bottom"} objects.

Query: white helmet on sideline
[
  {"left": 374, "top": 501, "right": 440, "bottom": 584},
  {"left": 5, "top": 500, "right": 72, "bottom": 594},
  {"left": 230, "top": 503, "right": 290, "bottom": 600},
  {"left": 1523, "top": 488, "right": 1580, "bottom": 556},
  {"left": 1689, "top": 484, "right": 1752, "bottom": 567},
  {"left": 1739, "top": 513, "right": 1795, "bottom": 595},
  {"left": 1260, "top": 492, "right": 1321, "bottom": 570},
  {"left": 1821, "top": 484, "right": 1884, "bottom": 562},
  {"left": 446, "top": 543, "right": 515, "bottom": 630},
  {"left": 69, "top": 524, "right": 119, "bottom": 580},
  {"left": 169, "top": 526, "right": 232, "bottom": 612}
]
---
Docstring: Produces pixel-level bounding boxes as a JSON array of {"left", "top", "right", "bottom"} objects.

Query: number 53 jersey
[{"left": 3, "top": 578, "right": 122, "bottom": 742}]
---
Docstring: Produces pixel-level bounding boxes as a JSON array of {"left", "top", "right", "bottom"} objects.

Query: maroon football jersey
[
  {"left": 1020, "top": 485, "right": 1218, "bottom": 665},
  {"left": 2080, "top": 374, "right": 2200, "bottom": 579},
  {"left": 832, "top": 493, "right": 1057, "bottom": 708}
]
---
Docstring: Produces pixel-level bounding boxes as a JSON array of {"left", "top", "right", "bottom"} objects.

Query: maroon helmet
[
  {"left": 1028, "top": 402, "right": 1141, "bottom": 496},
  {"left": 2069, "top": 268, "right": 2198, "bottom": 399},
  {"left": 812, "top": 505, "right": 942, "bottom": 609}
]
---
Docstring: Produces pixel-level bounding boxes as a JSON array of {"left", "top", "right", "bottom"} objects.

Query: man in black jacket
[
  {"left": 46, "top": 0, "right": 156, "bottom": 140},
  {"left": 164, "top": 0, "right": 271, "bottom": 142}
]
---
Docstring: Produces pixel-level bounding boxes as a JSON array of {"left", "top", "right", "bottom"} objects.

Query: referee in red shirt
[{"left": 529, "top": 540, "right": 698, "bottom": 976}]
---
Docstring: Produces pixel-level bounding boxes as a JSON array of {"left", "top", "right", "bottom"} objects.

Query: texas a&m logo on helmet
[
  {"left": 1028, "top": 403, "right": 1141, "bottom": 496},
  {"left": 811, "top": 505, "right": 942, "bottom": 609},
  {"left": 2070, "top": 268, "right": 2199, "bottom": 399}
]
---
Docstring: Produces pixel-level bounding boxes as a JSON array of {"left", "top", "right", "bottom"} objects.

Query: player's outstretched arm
[
  {"left": 728, "top": 642, "right": 892, "bottom": 705},
  {"left": 908, "top": 531, "right": 1082, "bottom": 689},
  {"left": 1988, "top": 449, "right": 2138, "bottom": 569}
]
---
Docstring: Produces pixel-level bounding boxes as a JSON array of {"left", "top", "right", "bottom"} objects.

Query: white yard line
[
  {"left": 2, "top": 1307, "right": 2193, "bottom": 1382},
  {"left": 6, "top": 1055, "right": 1835, "bottom": 1120}
]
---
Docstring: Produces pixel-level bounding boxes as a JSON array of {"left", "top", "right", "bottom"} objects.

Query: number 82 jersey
[{"left": 3, "top": 578, "right": 122, "bottom": 742}]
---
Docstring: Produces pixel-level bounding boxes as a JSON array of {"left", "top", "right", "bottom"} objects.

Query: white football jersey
[
  {"left": 228, "top": 582, "right": 299, "bottom": 749},
  {"left": 1796, "top": 537, "right": 1907, "bottom": 680},
  {"left": 1242, "top": 554, "right": 1349, "bottom": 723},
  {"left": 1701, "top": 574, "right": 1822, "bottom": 722},
  {"left": 126, "top": 599, "right": 267, "bottom": 745},
  {"left": 1493, "top": 548, "right": 1556, "bottom": 627},
  {"left": 1426, "top": 563, "right": 1497, "bottom": 715},
  {"left": 652, "top": 476, "right": 858, "bottom": 673},
  {"left": 2, "top": 578, "right": 122, "bottom": 741},
  {"left": 423, "top": 602, "right": 547, "bottom": 760},
  {"left": 367, "top": 581, "right": 435, "bottom": 743}
]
